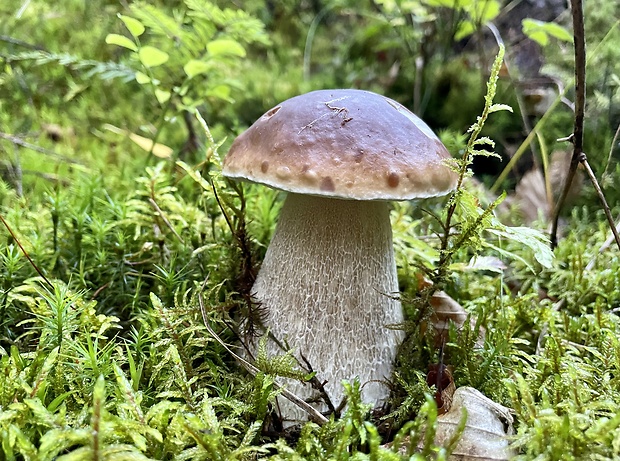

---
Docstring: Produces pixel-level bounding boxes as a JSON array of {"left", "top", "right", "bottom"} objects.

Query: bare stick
[
  {"left": 602, "top": 121, "right": 620, "bottom": 178},
  {"left": 549, "top": 0, "right": 620, "bottom": 252},
  {"left": 0, "top": 132, "right": 84, "bottom": 165},
  {"left": 0, "top": 35, "right": 45, "bottom": 50},
  {"left": 148, "top": 197, "right": 185, "bottom": 245},
  {"left": 586, "top": 218, "right": 620, "bottom": 271},
  {"left": 580, "top": 156, "right": 620, "bottom": 251},
  {"left": 550, "top": 0, "right": 585, "bottom": 248}
]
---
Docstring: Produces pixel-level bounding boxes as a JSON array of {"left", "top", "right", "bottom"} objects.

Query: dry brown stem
[{"left": 549, "top": 0, "right": 620, "bottom": 253}]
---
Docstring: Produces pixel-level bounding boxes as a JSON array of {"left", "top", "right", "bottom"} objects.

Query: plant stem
[
  {"left": 602, "top": 122, "right": 620, "bottom": 178},
  {"left": 0, "top": 212, "right": 54, "bottom": 289},
  {"left": 581, "top": 157, "right": 620, "bottom": 251},
  {"left": 438, "top": 46, "right": 504, "bottom": 275},
  {"left": 550, "top": 0, "right": 620, "bottom": 252},
  {"left": 550, "top": 0, "right": 585, "bottom": 250}
]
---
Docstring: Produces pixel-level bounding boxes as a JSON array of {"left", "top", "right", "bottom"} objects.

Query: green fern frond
[{"left": 4, "top": 50, "right": 135, "bottom": 81}]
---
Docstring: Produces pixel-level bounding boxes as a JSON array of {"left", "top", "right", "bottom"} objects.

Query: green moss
[{"left": 2, "top": 0, "right": 620, "bottom": 458}]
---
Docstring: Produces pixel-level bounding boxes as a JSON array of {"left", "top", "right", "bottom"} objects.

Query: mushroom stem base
[{"left": 250, "top": 193, "right": 404, "bottom": 424}]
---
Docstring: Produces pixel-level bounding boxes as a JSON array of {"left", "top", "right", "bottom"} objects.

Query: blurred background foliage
[{"left": 1, "top": 0, "right": 620, "bottom": 459}]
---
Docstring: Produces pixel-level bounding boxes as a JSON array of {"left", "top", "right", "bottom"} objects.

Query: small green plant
[
  {"left": 393, "top": 46, "right": 552, "bottom": 315},
  {"left": 433, "top": 46, "right": 551, "bottom": 284},
  {"left": 104, "top": 0, "right": 270, "bottom": 159},
  {"left": 390, "top": 46, "right": 553, "bottom": 430}
]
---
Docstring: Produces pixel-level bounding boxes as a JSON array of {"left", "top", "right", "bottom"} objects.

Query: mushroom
[{"left": 222, "top": 89, "right": 458, "bottom": 424}]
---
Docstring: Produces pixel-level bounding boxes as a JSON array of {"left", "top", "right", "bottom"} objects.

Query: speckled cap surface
[{"left": 222, "top": 89, "right": 458, "bottom": 200}]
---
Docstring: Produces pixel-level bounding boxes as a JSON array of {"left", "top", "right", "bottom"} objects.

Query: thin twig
[
  {"left": 550, "top": 0, "right": 585, "bottom": 248},
  {"left": 197, "top": 290, "right": 329, "bottom": 426},
  {"left": 0, "top": 213, "right": 54, "bottom": 290},
  {"left": 19, "top": 169, "right": 70, "bottom": 186},
  {"left": 0, "top": 34, "right": 45, "bottom": 50},
  {"left": 580, "top": 157, "right": 620, "bottom": 250},
  {"left": 148, "top": 198, "right": 185, "bottom": 245},
  {"left": 0, "top": 132, "right": 85, "bottom": 165},
  {"left": 585, "top": 219, "right": 620, "bottom": 271},
  {"left": 549, "top": 0, "right": 620, "bottom": 253},
  {"left": 602, "top": 121, "right": 620, "bottom": 178}
]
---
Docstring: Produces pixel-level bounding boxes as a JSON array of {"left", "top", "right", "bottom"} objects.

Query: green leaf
[
  {"left": 24, "top": 398, "right": 63, "bottom": 428},
  {"left": 539, "top": 21, "right": 572, "bottom": 41},
  {"left": 524, "top": 29, "right": 549, "bottom": 46},
  {"left": 423, "top": 0, "right": 473, "bottom": 7},
  {"left": 483, "top": 241, "right": 536, "bottom": 273},
  {"left": 145, "top": 400, "right": 182, "bottom": 427},
  {"left": 467, "top": 0, "right": 500, "bottom": 22},
  {"left": 138, "top": 46, "right": 169, "bottom": 67},
  {"left": 39, "top": 428, "right": 91, "bottom": 459},
  {"left": 206, "top": 39, "right": 246, "bottom": 58},
  {"left": 455, "top": 20, "right": 476, "bottom": 40},
  {"left": 155, "top": 89, "right": 170, "bottom": 104},
  {"left": 134, "top": 71, "right": 151, "bottom": 85},
  {"left": 47, "top": 391, "right": 75, "bottom": 413},
  {"left": 489, "top": 103, "right": 513, "bottom": 113},
  {"left": 176, "top": 160, "right": 212, "bottom": 191},
  {"left": 8, "top": 424, "right": 39, "bottom": 458},
  {"left": 118, "top": 14, "right": 145, "bottom": 37},
  {"left": 93, "top": 374, "right": 106, "bottom": 404},
  {"left": 105, "top": 34, "right": 137, "bottom": 52},
  {"left": 206, "top": 84, "right": 232, "bottom": 101},
  {"left": 113, "top": 364, "right": 144, "bottom": 422},
  {"left": 488, "top": 226, "right": 554, "bottom": 269},
  {"left": 522, "top": 19, "right": 573, "bottom": 47},
  {"left": 183, "top": 59, "right": 212, "bottom": 78},
  {"left": 474, "top": 136, "right": 496, "bottom": 147}
]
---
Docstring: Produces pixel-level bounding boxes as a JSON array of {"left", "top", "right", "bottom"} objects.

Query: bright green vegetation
[{"left": 1, "top": 0, "right": 620, "bottom": 459}]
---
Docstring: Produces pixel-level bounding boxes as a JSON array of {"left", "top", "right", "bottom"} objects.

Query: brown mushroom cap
[{"left": 223, "top": 89, "right": 458, "bottom": 200}]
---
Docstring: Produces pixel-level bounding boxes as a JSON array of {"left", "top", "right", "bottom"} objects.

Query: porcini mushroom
[{"left": 223, "top": 89, "right": 458, "bottom": 424}]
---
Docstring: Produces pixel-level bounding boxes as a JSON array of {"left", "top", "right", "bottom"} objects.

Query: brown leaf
[
  {"left": 430, "top": 387, "right": 515, "bottom": 460},
  {"left": 103, "top": 124, "right": 173, "bottom": 158},
  {"left": 513, "top": 168, "right": 549, "bottom": 224},
  {"left": 418, "top": 276, "right": 485, "bottom": 348},
  {"left": 503, "top": 150, "right": 583, "bottom": 225}
]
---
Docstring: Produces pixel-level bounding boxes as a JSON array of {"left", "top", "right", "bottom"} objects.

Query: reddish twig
[{"left": 0, "top": 212, "right": 54, "bottom": 289}]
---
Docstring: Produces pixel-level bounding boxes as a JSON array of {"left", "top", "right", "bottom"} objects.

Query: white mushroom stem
[{"left": 251, "top": 192, "right": 404, "bottom": 424}]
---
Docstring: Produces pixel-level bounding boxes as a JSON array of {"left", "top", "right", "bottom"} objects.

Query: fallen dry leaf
[
  {"left": 502, "top": 150, "right": 583, "bottom": 226},
  {"left": 418, "top": 276, "right": 485, "bottom": 348},
  {"left": 103, "top": 123, "right": 173, "bottom": 158},
  {"left": 427, "top": 387, "right": 515, "bottom": 460}
]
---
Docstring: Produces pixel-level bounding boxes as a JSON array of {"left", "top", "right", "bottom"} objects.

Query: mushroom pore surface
[{"left": 251, "top": 193, "right": 403, "bottom": 424}]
